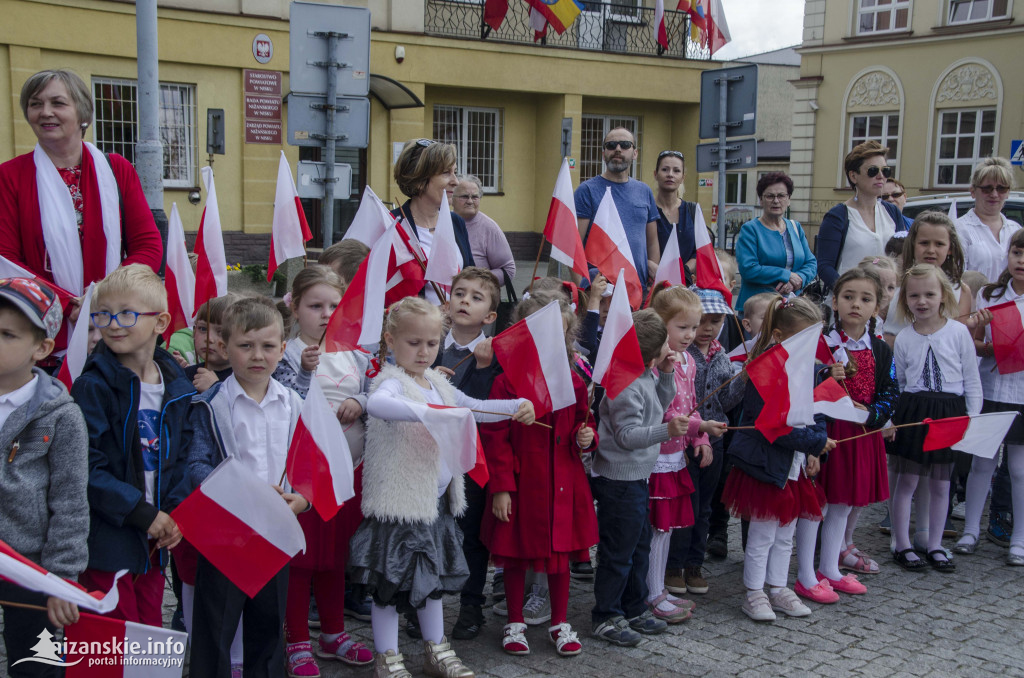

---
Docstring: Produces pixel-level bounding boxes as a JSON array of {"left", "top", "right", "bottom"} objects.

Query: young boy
[
  {"left": 187, "top": 298, "right": 309, "bottom": 678},
  {"left": 592, "top": 310, "right": 689, "bottom": 647},
  {"left": 319, "top": 239, "right": 370, "bottom": 286},
  {"left": 741, "top": 292, "right": 774, "bottom": 340},
  {"left": 73, "top": 264, "right": 195, "bottom": 626},
  {"left": 187, "top": 293, "right": 237, "bottom": 393},
  {"left": 0, "top": 278, "right": 89, "bottom": 676}
]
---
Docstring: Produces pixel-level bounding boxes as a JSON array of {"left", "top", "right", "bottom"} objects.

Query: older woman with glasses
[
  {"left": 451, "top": 174, "right": 515, "bottom": 286},
  {"left": 651, "top": 150, "right": 698, "bottom": 283},
  {"left": 816, "top": 141, "right": 906, "bottom": 291},
  {"left": 734, "top": 172, "right": 816, "bottom": 309},
  {"left": 956, "top": 157, "right": 1020, "bottom": 282}
]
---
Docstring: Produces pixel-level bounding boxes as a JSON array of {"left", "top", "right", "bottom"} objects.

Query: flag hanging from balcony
[
  {"left": 706, "top": 0, "right": 732, "bottom": 55},
  {"left": 527, "top": 0, "right": 584, "bottom": 38},
  {"left": 678, "top": 0, "right": 706, "bottom": 44},
  {"left": 654, "top": 0, "right": 668, "bottom": 51}
]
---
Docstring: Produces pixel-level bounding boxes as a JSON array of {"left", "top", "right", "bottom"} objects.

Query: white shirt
[
  {"left": 837, "top": 201, "right": 897, "bottom": 277},
  {"left": 416, "top": 226, "right": 442, "bottom": 306},
  {"left": 0, "top": 375, "right": 38, "bottom": 432},
  {"left": 444, "top": 330, "right": 486, "bottom": 352},
  {"left": 893, "top": 318, "right": 982, "bottom": 415},
  {"left": 138, "top": 376, "right": 164, "bottom": 506},
  {"left": 223, "top": 374, "right": 294, "bottom": 485},
  {"left": 956, "top": 209, "right": 1023, "bottom": 283},
  {"left": 976, "top": 284, "right": 1024, "bottom": 404},
  {"left": 316, "top": 350, "right": 370, "bottom": 465}
]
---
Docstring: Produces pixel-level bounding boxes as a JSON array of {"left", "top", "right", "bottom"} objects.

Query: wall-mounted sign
[
  {"left": 243, "top": 69, "right": 282, "bottom": 145},
  {"left": 253, "top": 33, "right": 273, "bottom": 64}
]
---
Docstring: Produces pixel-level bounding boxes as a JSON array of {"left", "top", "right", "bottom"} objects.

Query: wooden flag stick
[
  {"left": 470, "top": 409, "right": 552, "bottom": 429},
  {"left": 730, "top": 314, "right": 750, "bottom": 359},
  {"left": 451, "top": 352, "right": 474, "bottom": 372},
  {"left": 833, "top": 420, "right": 923, "bottom": 445},
  {"left": 725, "top": 425, "right": 756, "bottom": 430},
  {"left": 0, "top": 600, "right": 48, "bottom": 613},
  {"left": 688, "top": 367, "right": 745, "bottom": 416},
  {"left": 528, "top": 236, "right": 546, "bottom": 296}
]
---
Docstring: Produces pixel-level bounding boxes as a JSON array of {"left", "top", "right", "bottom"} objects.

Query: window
[
  {"left": 849, "top": 112, "right": 900, "bottom": 176},
  {"left": 935, "top": 108, "right": 996, "bottom": 186},
  {"left": 433, "top": 105, "right": 503, "bottom": 192},
  {"left": 949, "top": 0, "right": 1009, "bottom": 22},
  {"left": 725, "top": 172, "right": 748, "bottom": 204},
  {"left": 856, "top": 0, "right": 910, "bottom": 34},
  {"left": 580, "top": 115, "right": 640, "bottom": 182},
  {"left": 92, "top": 78, "right": 197, "bottom": 188}
]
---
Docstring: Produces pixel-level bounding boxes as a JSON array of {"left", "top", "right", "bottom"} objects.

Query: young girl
[
  {"left": 890, "top": 263, "right": 982, "bottom": 571},
  {"left": 857, "top": 255, "right": 899, "bottom": 324},
  {"left": 272, "top": 267, "right": 338, "bottom": 398},
  {"left": 957, "top": 229, "right": 1024, "bottom": 565},
  {"left": 480, "top": 297, "right": 597, "bottom": 657},
  {"left": 648, "top": 286, "right": 727, "bottom": 618},
  {"left": 723, "top": 296, "right": 835, "bottom": 621},
  {"left": 807, "top": 269, "right": 899, "bottom": 598},
  {"left": 283, "top": 266, "right": 374, "bottom": 676},
  {"left": 349, "top": 297, "right": 534, "bottom": 678}
]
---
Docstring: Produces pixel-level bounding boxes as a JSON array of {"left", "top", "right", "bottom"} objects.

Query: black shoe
[
  {"left": 926, "top": 549, "right": 956, "bottom": 573},
  {"left": 569, "top": 560, "right": 595, "bottom": 580},
  {"left": 893, "top": 548, "right": 927, "bottom": 571},
  {"left": 451, "top": 604, "right": 485, "bottom": 640},
  {"left": 491, "top": 570, "right": 505, "bottom": 603},
  {"left": 706, "top": 532, "right": 728, "bottom": 560},
  {"left": 405, "top": 612, "right": 422, "bottom": 640}
]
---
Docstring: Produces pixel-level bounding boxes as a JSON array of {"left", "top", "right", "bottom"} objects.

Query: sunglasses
[
  {"left": 880, "top": 191, "right": 904, "bottom": 200},
  {"left": 864, "top": 166, "right": 893, "bottom": 178},
  {"left": 975, "top": 184, "right": 1010, "bottom": 195},
  {"left": 603, "top": 140, "right": 635, "bottom": 151},
  {"left": 658, "top": 150, "right": 684, "bottom": 160}
]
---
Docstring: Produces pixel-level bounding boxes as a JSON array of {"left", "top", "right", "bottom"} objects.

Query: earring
[{"left": 853, "top": 186, "right": 859, "bottom": 202}]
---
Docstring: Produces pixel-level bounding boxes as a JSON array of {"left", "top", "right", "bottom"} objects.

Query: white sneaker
[
  {"left": 522, "top": 585, "right": 551, "bottom": 626},
  {"left": 741, "top": 590, "right": 776, "bottom": 622},
  {"left": 951, "top": 501, "right": 966, "bottom": 520},
  {"left": 768, "top": 588, "right": 812, "bottom": 617}
]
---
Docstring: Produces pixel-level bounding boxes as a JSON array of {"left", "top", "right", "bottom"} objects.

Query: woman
[
  {"left": 452, "top": 174, "right": 515, "bottom": 285},
  {"left": 734, "top": 172, "right": 816, "bottom": 310},
  {"left": 0, "top": 69, "right": 162, "bottom": 313},
  {"left": 816, "top": 141, "right": 905, "bottom": 291},
  {"left": 956, "top": 157, "right": 1020, "bottom": 283},
  {"left": 651, "top": 150, "right": 697, "bottom": 284},
  {"left": 391, "top": 139, "right": 475, "bottom": 304}
]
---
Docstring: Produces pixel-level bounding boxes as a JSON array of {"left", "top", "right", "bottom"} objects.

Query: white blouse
[
  {"left": 837, "top": 201, "right": 897, "bottom": 277},
  {"left": 956, "top": 209, "right": 1022, "bottom": 283},
  {"left": 893, "top": 319, "right": 982, "bottom": 415},
  {"left": 976, "top": 284, "right": 1024, "bottom": 405}
]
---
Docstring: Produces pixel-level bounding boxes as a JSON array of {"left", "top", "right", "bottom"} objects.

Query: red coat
[{"left": 480, "top": 371, "right": 598, "bottom": 564}]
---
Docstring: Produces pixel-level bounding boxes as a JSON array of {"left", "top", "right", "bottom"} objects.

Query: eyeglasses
[
  {"left": 880, "top": 191, "right": 904, "bottom": 200},
  {"left": 975, "top": 184, "right": 1010, "bottom": 195},
  {"left": 658, "top": 150, "right": 684, "bottom": 160},
  {"left": 603, "top": 140, "right": 635, "bottom": 151},
  {"left": 761, "top": 193, "right": 789, "bottom": 202},
  {"left": 454, "top": 194, "right": 480, "bottom": 202},
  {"left": 864, "top": 166, "right": 893, "bottom": 179},
  {"left": 90, "top": 310, "right": 162, "bottom": 329}
]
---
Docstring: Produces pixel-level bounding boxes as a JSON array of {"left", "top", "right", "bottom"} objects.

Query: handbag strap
[{"left": 504, "top": 274, "right": 518, "bottom": 303}]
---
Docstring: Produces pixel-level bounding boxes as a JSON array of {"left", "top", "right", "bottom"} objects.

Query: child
[
  {"left": 740, "top": 292, "right": 774, "bottom": 341},
  {"left": 857, "top": 255, "right": 899, "bottom": 324},
  {"left": 319, "top": 238, "right": 370, "bottom": 286},
  {"left": 73, "top": 264, "right": 195, "bottom": 625},
  {"left": 481, "top": 297, "right": 598, "bottom": 657},
  {"left": 889, "top": 264, "right": 982, "bottom": 571},
  {"left": 187, "top": 293, "right": 237, "bottom": 393},
  {"left": 273, "top": 267, "right": 337, "bottom": 398},
  {"left": 282, "top": 266, "right": 373, "bottom": 676},
  {"left": 958, "top": 232, "right": 1024, "bottom": 564},
  {"left": 348, "top": 296, "right": 534, "bottom": 678},
  {"left": 808, "top": 269, "right": 899, "bottom": 598},
  {"left": 188, "top": 298, "right": 310, "bottom": 677},
  {"left": 0, "top": 278, "right": 89, "bottom": 676},
  {"left": 649, "top": 286, "right": 727, "bottom": 617},
  {"left": 591, "top": 309, "right": 690, "bottom": 647},
  {"left": 723, "top": 296, "right": 834, "bottom": 622}
]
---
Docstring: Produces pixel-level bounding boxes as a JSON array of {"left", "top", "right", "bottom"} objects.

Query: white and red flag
[
  {"left": 343, "top": 186, "right": 396, "bottom": 247},
  {"left": 411, "top": 403, "right": 489, "bottom": 487},
  {"left": 56, "top": 282, "right": 95, "bottom": 391},
  {"left": 268, "top": 151, "right": 313, "bottom": 281},
  {"left": 813, "top": 377, "right": 869, "bottom": 424},
  {"left": 987, "top": 298, "right": 1024, "bottom": 374},
  {"left": 323, "top": 222, "right": 396, "bottom": 353},
  {"left": 163, "top": 204, "right": 195, "bottom": 344},
  {"left": 653, "top": 220, "right": 686, "bottom": 288},
  {"left": 285, "top": 380, "right": 356, "bottom": 521},
  {"left": 654, "top": 0, "right": 668, "bottom": 50},
  {"left": 922, "top": 412, "right": 1018, "bottom": 459},
  {"left": 492, "top": 299, "right": 575, "bottom": 417},
  {"left": 193, "top": 166, "right": 228, "bottom": 315},
  {"left": 706, "top": 0, "right": 732, "bottom": 55},
  {"left": 423, "top": 191, "right": 463, "bottom": 292},
  {"left": 0, "top": 538, "right": 125, "bottom": 613},
  {"left": 543, "top": 158, "right": 589, "bottom": 280},
  {"left": 63, "top": 613, "right": 187, "bottom": 676},
  {"left": 746, "top": 323, "right": 821, "bottom": 442},
  {"left": 948, "top": 198, "right": 959, "bottom": 222},
  {"left": 726, "top": 333, "right": 757, "bottom": 363},
  {"left": 584, "top": 188, "right": 643, "bottom": 309},
  {"left": 693, "top": 203, "right": 733, "bottom": 306},
  {"left": 592, "top": 269, "right": 646, "bottom": 400},
  {"left": 171, "top": 457, "right": 305, "bottom": 598}
]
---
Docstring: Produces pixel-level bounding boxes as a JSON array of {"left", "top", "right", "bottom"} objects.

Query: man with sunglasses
[{"left": 575, "top": 128, "right": 660, "bottom": 297}]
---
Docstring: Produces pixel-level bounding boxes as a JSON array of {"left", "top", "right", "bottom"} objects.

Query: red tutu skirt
[
  {"left": 819, "top": 419, "right": 889, "bottom": 506},
  {"left": 648, "top": 468, "right": 696, "bottom": 532},
  {"left": 722, "top": 467, "right": 824, "bottom": 526},
  {"left": 293, "top": 464, "right": 364, "bottom": 571}
]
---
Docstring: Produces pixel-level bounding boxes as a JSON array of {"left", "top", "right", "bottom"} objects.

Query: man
[
  {"left": 882, "top": 178, "right": 913, "bottom": 228},
  {"left": 575, "top": 127, "right": 660, "bottom": 295}
]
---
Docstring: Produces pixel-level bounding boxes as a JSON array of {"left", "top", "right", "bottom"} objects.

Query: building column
[
  {"left": 5, "top": 45, "right": 42, "bottom": 157},
  {"left": 788, "top": 77, "right": 821, "bottom": 227}
]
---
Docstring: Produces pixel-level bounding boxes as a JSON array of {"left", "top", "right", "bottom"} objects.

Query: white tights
[
  {"left": 794, "top": 516, "right": 822, "bottom": 590},
  {"left": 962, "top": 445, "right": 1024, "bottom": 554},
  {"left": 744, "top": 519, "right": 797, "bottom": 590},
  {"left": 818, "top": 503, "right": 852, "bottom": 580},
  {"left": 892, "top": 472, "right": 950, "bottom": 559},
  {"left": 647, "top": 530, "right": 671, "bottom": 604},
  {"left": 371, "top": 598, "right": 446, "bottom": 653}
]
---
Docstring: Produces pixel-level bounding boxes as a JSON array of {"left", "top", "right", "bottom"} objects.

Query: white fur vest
[{"left": 361, "top": 364, "right": 467, "bottom": 523}]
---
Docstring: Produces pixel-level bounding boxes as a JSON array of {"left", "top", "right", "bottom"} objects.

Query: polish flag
[
  {"left": 922, "top": 412, "right": 1018, "bottom": 459},
  {"left": 388, "top": 221, "right": 428, "bottom": 305},
  {"left": 819, "top": 334, "right": 846, "bottom": 366},
  {"left": 592, "top": 269, "right": 646, "bottom": 400},
  {"left": 492, "top": 299, "right": 575, "bottom": 417},
  {"left": 411, "top": 403, "right": 489, "bottom": 486},
  {"left": 343, "top": 186, "right": 396, "bottom": 247},
  {"left": 543, "top": 158, "right": 589, "bottom": 280},
  {"left": 0, "top": 538, "right": 126, "bottom": 613},
  {"left": 693, "top": 204, "right": 733, "bottom": 306},
  {"left": 323, "top": 223, "right": 395, "bottom": 352},
  {"left": 285, "top": 380, "right": 355, "bottom": 521},
  {"left": 423, "top": 191, "right": 463, "bottom": 290},
  {"left": 268, "top": 151, "right": 312, "bottom": 281},
  {"left": 727, "top": 333, "right": 757, "bottom": 362},
  {"left": 813, "top": 377, "right": 869, "bottom": 424},
  {"left": 584, "top": 188, "right": 643, "bottom": 309},
  {"left": 56, "top": 283, "right": 95, "bottom": 391},
  {"left": 0, "top": 255, "right": 76, "bottom": 351},
  {"left": 653, "top": 221, "right": 686, "bottom": 287},
  {"left": 63, "top": 613, "right": 187, "bottom": 676},
  {"left": 654, "top": 0, "right": 668, "bottom": 50},
  {"left": 746, "top": 323, "right": 821, "bottom": 442},
  {"left": 987, "top": 298, "right": 1024, "bottom": 374},
  {"left": 193, "top": 166, "right": 228, "bottom": 315},
  {"left": 483, "top": 0, "right": 509, "bottom": 31},
  {"left": 948, "top": 198, "right": 958, "bottom": 223},
  {"left": 706, "top": 0, "right": 732, "bottom": 55},
  {"left": 163, "top": 204, "right": 195, "bottom": 344},
  {"left": 171, "top": 457, "right": 305, "bottom": 598}
]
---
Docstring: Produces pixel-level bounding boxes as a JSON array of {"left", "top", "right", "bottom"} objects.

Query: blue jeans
[
  {"left": 669, "top": 437, "right": 725, "bottom": 569},
  {"left": 991, "top": 450, "right": 1012, "bottom": 516},
  {"left": 590, "top": 476, "right": 652, "bottom": 626}
]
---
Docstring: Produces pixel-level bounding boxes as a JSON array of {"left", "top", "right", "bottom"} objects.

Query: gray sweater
[
  {"left": 594, "top": 368, "right": 676, "bottom": 481},
  {"left": 0, "top": 369, "right": 89, "bottom": 579}
]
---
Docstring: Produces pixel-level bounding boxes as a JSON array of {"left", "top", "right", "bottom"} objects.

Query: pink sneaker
[
  {"left": 316, "top": 631, "right": 373, "bottom": 666},
  {"left": 285, "top": 642, "right": 320, "bottom": 677},
  {"left": 816, "top": 571, "right": 867, "bottom": 595},
  {"left": 794, "top": 580, "right": 839, "bottom": 604}
]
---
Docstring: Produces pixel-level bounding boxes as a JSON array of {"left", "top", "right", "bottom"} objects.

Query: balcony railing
[{"left": 425, "top": 0, "right": 711, "bottom": 61}]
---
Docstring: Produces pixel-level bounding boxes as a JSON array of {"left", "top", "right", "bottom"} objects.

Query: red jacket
[{"left": 480, "top": 371, "right": 599, "bottom": 561}]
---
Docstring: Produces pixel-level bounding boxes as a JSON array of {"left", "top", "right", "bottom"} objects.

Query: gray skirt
[{"left": 347, "top": 495, "right": 469, "bottom": 613}]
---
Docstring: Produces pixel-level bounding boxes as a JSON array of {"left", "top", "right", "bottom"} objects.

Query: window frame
[
  {"left": 579, "top": 114, "right": 641, "bottom": 182},
  {"left": 933, "top": 107, "right": 997, "bottom": 187},
  {"left": 725, "top": 171, "right": 748, "bottom": 205},
  {"left": 948, "top": 0, "right": 1011, "bottom": 24},
  {"left": 855, "top": 0, "right": 912, "bottom": 35},
  {"left": 847, "top": 111, "right": 901, "bottom": 178},
  {"left": 432, "top": 104, "right": 504, "bottom": 193}
]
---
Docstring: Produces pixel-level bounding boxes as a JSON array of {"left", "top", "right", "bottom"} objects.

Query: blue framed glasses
[{"left": 90, "top": 310, "right": 162, "bottom": 328}]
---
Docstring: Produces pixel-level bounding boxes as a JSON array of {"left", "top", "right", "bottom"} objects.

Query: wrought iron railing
[{"left": 425, "top": 0, "right": 711, "bottom": 61}]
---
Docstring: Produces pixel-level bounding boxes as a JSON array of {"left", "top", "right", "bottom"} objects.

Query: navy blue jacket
[
  {"left": 816, "top": 201, "right": 905, "bottom": 290},
  {"left": 392, "top": 200, "right": 476, "bottom": 268},
  {"left": 72, "top": 343, "right": 196, "bottom": 573}
]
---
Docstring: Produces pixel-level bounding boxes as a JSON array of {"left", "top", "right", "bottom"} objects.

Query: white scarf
[{"left": 34, "top": 142, "right": 121, "bottom": 295}]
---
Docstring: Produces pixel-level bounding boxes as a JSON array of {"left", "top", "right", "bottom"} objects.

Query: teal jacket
[{"left": 735, "top": 217, "right": 816, "bottom": 310}]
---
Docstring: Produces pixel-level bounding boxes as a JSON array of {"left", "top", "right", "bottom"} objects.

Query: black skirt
[
  {"left": 983, "top": 400, "right": 1024, "bottom": 446},
  {"left": 887, "top": 391, "right": 966, "bottom": 477}
]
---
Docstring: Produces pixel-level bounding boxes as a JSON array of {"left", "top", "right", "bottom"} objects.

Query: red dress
[
  {"left": 649, "top": 358, "right": 702, "bottom": 531},
  {"left": 480, "top": 372, "right": 598, "bottom": 573},
  {"left": 819, "top": 348, "right": 890, "bottom": 506}
]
